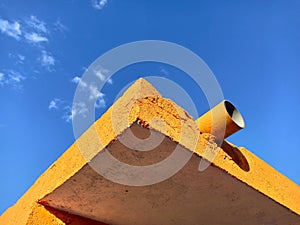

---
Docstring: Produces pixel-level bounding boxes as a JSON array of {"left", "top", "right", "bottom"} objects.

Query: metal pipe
[{"left": 196, "top": 100, "right": 245, "bottom": 141}]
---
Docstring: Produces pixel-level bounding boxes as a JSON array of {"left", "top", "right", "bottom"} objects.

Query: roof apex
[{"left": 121, "top": 77, "right": 162, "bottom": 101}]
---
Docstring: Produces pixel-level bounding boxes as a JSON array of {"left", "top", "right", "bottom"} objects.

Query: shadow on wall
[
  {"left": 44, "top": 205, "right": 108, "bottom": 225},
  {"left": 221, "top": 141, "right": 250, "bottom": 172}
]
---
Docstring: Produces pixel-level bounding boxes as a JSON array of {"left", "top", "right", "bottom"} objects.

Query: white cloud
[
  {"left": 91, "top": 0, "right": 108, "bottom": 10},
  {"left": 0, "top": 19, "right": 22, "bottom": 40},
  {"left": 71, "top": 76, "right": 81, "bottom": 84},
  {"left": 26, "top": 15, "right": 48, "bottom": 33},
  {"left": 0, "top": 70, "right": 26, "bottom": 89},
  {"left": 0, "top": 72, "right": 4, "bottom": 86},
  {"left": 71, "top": 77, "right": 106, "bottom": 108},
  {"left": 9, "top": 72, "right": 25, "bottom": 83},
  {"left": 8, "top": 53, "right": 25, "bottom": 64},
  {"left": 89, "top": 85, "right": 106, "bottom": 108},
  {"left": 94, "top": 68, "right": 106, "bottom": 81},
  {"left": 48, "top": 99, "right": 61, "bottom": 110},
  {"left": 49, "top": 100, "right": 57, "bottom": 109},
  {"left": 62, "top": 106, "right": 72, "bottom": 123},
  {"left": 48, "top": 98, "right": 87, "bottom": 123},
  {"left": 54, "top": 20, "right": 68, "bottom": 33},
  {"left": 0, "top": 16, "right": 50, "bottom": 44},
  {"left": 108, "top": 78, "right": 113, "bottom": 85},
  {"left": 71, "top": 76, "right": 88, "bottom": 88},
  {"left": 94, "top": 68, "right": 113, "bottom": 84},
  {"left": 89, "top": 84, "right": 105, "bottom": 101},
  {"left": 40, "top": 50, "right": 55, "bottom": 70},
  {"left": 0, "top": 16, "right": 50, "bottom": 45},
  {"left": 25, "top": 32, "right": 48, "bottom": 43},
  {"left": 63, "top": 102, "right": 89, "bottom": 123},
  {"left": 52, "top": 74, "right": 108, "bottom": 122},
  {"left": 54, "top": 94, "right": 106, "bottom": 122},
  {"left": 95, "top": 98, "right": 106, "bottom": 108},
  {"left": 17, "top": 54, "right": 25, "bottom": 62},
  {"left": 71, "top": 76, "right": 105, "bottom": 107}
]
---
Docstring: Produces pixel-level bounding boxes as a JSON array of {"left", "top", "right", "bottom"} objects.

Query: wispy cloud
[
  {"left": 0, "top": 70, "right": 26, "bottom": 89},
  {"left": 71, "top": 76, "right": 81, "bottom": 84},
  {"left": 0, "top": 15, "right": 63, "bottom": 86},
  {"left": 62, "top": 106, "right": 72, "bottom": 123},
  {"left": 64, "top": 94, "right": 106, "bottom": 122},
  {"left": 71, "top": 76, "right": 87, "bottom": 88},
  {"left": 0, "top": 72, "right": 4, "bottom": 86},
  {"left": 48, "top": 98, "right": 78, "bottom": 123},
  {"left": 9, "top": 71, "right": 25, "bottom": 83},
  {"left": 95, "top": 98, "right": 106, "bottom": 108},
  {"left": 90, "top": 86, "right": 106, "bottom": 108},
  {"left": 94, "top": 68, "right": 113, "bottom": 84},
  {"left": 0, "top": 15, "right": 51, "bottom": 44},
  {"left": 89, "top": 84, "right": 105, "bottom": 101},
  {"left": 25, "top": 32, "right": 48, "bottom": 43},
  {"left": 50, "top": 76, "right": 107, "bottom": 123},
  {"left": 48, "top": 98, "right": 61, "bottom": 110},
  {"left": 8, "top": 53, "right": 25, "bottom": 66},
  {"left": 40, "top": 50, "right": 55, "bottom": 70},
  {"left": 91, "top": 0, "right": 108, "bottom": 10},
  {"left": 0, "top": 18, "right": 22, "bottom": 40},
  {"left": 26, "top": 15, "right": 48, "bottom": 33},
  {"left": 71, "top": 75, "right": 107, "bottom": 108},
  {"left": 54, "top": 20, "right": 68, "bottom": 33},
  {"left": 0, "top": 15, "right": 49, "bottom": 44},
  {"left": 48, "top": 98, "right": 74, "bottom": 123},
  {"left": 62, "top": 102, "right": 89, "bottom": 123},
  {"left": 15, "top": 54, "right": 25, "bottom": 63}
]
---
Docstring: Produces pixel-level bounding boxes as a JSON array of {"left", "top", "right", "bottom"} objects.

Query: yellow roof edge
[{"left": 1, "top": 78, "right": 299, "bottom": 224}]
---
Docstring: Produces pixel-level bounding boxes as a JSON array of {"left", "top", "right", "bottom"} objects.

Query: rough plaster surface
[
  {"left": 40, "top": 123, "right": 300, "bottom": 225},
  {"left": 26, "top": 203, "right": 107, "bottom": 225},
  {"left": 1, "top": 78, "right": 300, "bottom": 224}
]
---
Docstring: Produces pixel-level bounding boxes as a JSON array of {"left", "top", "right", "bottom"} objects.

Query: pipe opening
[{"left": 224, "top": 100, "right": 245, "bottom": 128}]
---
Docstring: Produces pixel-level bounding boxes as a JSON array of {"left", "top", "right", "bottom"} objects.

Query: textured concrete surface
[
  {"left": 41, "top": 123, "right": 300, "bottom": 225},
  {"left": 1, "top": 78, "right": 299, "bottom": 224},
  {"left": 26, "top": 203, "right": 107, "bottom": 225}
]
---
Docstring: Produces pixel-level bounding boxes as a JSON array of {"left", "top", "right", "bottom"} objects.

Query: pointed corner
[{"left": 122, "top": 77, "right": 162, "bottom": 101}]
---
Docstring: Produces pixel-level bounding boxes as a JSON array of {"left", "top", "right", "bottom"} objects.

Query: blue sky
[{"left": 1, "top": 0, "right": 300, "bottom": 214}]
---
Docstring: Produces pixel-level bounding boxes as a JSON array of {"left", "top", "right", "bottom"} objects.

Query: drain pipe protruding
[{"left": 196, "top": 100, "right": 245, "bottom": 141}]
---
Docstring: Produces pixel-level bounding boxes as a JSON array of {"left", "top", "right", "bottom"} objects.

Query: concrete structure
[{"left": 1, "top": 78, "right": 300, "bottom": 225}]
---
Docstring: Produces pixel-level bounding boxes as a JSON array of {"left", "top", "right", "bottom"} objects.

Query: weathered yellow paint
[
  {"left": 0, "top": 78, "right": 162, "bottom": 225},
  {"left": 0, "top": 78, "right": 299, "bottom": 224}
]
